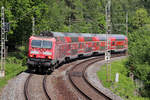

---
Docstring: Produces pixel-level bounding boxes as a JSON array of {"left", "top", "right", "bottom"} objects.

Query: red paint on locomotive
[{"left": 28, "top": 36, "right": 56, "bottom": 59}]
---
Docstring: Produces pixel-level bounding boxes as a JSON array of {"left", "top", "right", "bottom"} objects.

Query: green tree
[
  {"left": 128, "top": 25, "right": 150, "bottom": 96},
  {"left": 132, "top": 8, "right": 150, "bottom": 29}
]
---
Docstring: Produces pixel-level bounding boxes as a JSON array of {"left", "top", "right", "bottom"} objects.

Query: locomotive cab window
[
  {"left": 31, "top": 40, "right": 42, "bottom": 48},
  {"left": 31, "top": 40, "right": 52, "bottom": 49},
  {"left": 43, "top": 41, "right": 52, "bottom": 49}
]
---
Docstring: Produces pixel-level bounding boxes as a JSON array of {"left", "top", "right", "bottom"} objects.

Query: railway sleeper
[{"left": 70, "top": 71, "right": 83, "bottom": 77}]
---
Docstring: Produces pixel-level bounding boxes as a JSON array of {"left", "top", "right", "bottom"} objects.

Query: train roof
[
  {"left": 110, "top": 34, "right": 127, "bottom": 40},
  {"left": 40, "top": 31, "right": 96, "bottom": 37},
  {"left": 38, "top": 31, "right": 127, "bottom": 40}
]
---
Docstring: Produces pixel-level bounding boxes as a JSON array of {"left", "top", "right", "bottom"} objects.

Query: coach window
[
  {"left": 97, "top": 42, "right": 99, "bottom": 46},
  {"left": 112, "top": 41, "right": 115, "bottom": 45}
]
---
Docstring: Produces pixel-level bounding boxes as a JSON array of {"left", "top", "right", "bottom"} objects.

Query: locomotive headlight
[
  {"left": 48, "top": 56, "right": 51, "bottom": 59},
  {"left": 30, "top": 51, "right": 39, "bottom": 54},
  {"left": 43, "top": 52, "right": 52, "bottom": 55},
  {"left": 30, "top": 54, "right": 33, "bottom": 57}
]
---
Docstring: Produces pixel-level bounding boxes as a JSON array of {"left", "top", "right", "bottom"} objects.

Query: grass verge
[
  {"left": 97, "top": 58, "right": 150, "bottom": 100},
  {"left": 0, "top": 46, "right": 27, "bottom": 91},
  {"left": 0, "top": 62, "right": 27, "bottom": 90}
]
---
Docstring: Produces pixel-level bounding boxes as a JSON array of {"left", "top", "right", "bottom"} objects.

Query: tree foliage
[
  {"left": 1, "top": 0, "right": 150, "bottom": 97},
  {"left": 128, "top": 24, "right": 150, "bottom": 96}
]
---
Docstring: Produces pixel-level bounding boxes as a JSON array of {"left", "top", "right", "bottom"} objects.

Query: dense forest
[{"left": 0, "top": 0, "right": 150, "bottom": 97}]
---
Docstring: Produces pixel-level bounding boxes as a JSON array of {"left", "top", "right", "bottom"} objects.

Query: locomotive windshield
[
  {"left": 31, "top": 40, "right": 52, "bottom": 49},
  {"left": 31, "top": 40, "right": 41, "bottom": 48},
  {"left": 43, "top": 41, "right": 52, "bottom": 49}
]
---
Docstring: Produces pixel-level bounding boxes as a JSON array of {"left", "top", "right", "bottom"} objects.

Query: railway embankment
[
  {"left": 96, "top": 57, "right": 149, "bottom": 100},
  {"left": 86, "top": 56, "right": 126, "bottom": 100}
]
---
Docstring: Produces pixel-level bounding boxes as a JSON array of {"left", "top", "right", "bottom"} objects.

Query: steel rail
[
  {"left": 68, "top": 53, "right": 125, "bottom": 100},
  {"left": 24, "top": 74, "right": 33, "bottom": 100},
  {"left": 43, "top": 75, "right": 51, "bottom": 100}
]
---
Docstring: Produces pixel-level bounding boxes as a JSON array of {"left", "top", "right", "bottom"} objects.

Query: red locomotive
[{"left": 27, "top": 31, "right": 128, "bottom": 71}]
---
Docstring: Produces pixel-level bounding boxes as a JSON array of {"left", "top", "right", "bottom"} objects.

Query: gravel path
[
  {"left": 1, "top": 72, "right": 30, "bottom": 100},
  {"left": 86, "top": 56, "right": 126, "bottom": 100}
]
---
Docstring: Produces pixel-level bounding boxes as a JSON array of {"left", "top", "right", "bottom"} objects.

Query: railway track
[
  {"left": 43, "top": 75, "right": 51, "bottom": 100},
  {"left": 24, "top": 74, "right": 51, "bottom": 100},
  {"left": 23, "top": 53, "right": 124, "bottom": 100},
  {"left": 68, "top": 53, "right": 125, "bottom": 100},
  {"left": 24, "top": 74, "right": 32, "bottom": 100}
]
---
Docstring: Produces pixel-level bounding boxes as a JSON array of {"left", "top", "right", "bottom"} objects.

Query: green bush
[
  {"left": 7, "top": 46, "right": 28, "bottom": 66},
  {"left": 0, "top": 46, "right": 27, "bottom": 90},
  {"left": 6, "top": 57, "right": 22, "bottom": 65}
]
